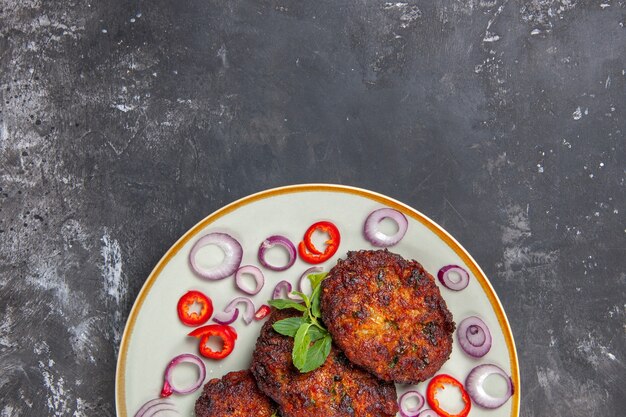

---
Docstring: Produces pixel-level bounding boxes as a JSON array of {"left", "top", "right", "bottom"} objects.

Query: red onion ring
[
  {"left": 258, "top": 235, "right": 297, "bottom": 271},
  {"left": 398, "top": 390, "right": 425, "bottom": 417},
  {"left": 465, "top": 364, "right": 514, "bottom": 409},
  {"left": 134, "top": 398, "right": 175, "bottom": 417},
  {"left": 363, "top": 208, "right": 408, "bottom": 247},
  {"left": 144, "top": 406, "right": 179, "bottom": 417},
  {"left": 160, "top": 353, "right": 206, "bottom": 397},
  {"left": 416, "top": 409, "right": 438, "bottom": 417},
  {"left": 437, "top": 264, "right": 470, "bottom": 291},
  {"left": 298, "top": 266, "right": 324, "bottom": 293},
  {"left": 189, "top": 233, "right": 243, "bottom": 280},
  {"left": 457, "top": 316, "right": 492, "bottom": 357},
  {"left": 212, "top": 308, "right": 239, "bottom": 325},
  {"left": 235, "top": 265, "right": 265, "bottom": 295},
  {"left": 223, "top": 296, "right": 255, "bottom": 325},
  {"left": 272, "top": 280, "right": 300, "bottom": 300}
]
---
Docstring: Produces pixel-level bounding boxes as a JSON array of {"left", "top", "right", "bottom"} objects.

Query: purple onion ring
[
  {"left": 437, "top": 264, "right": 470, "bottom": 291},
  {"left": 189, "top": 233, "right": 243, "bottom": 280},
  {"left": 465, "top": 364, "right": 514, "bottom": 409},
  {"left": 298, "top": 266, "right": 324, "bottom": 294},
  {"left": 398, "top": 390, "right": 425, "bottom": 417},
  {"left": 258, "top": 235, "right": 297, "bottom": 271},
  {"left": 235, "top": 265, "right": 265, "bottom": 295},
  {"left": 144, "top": 406, "right": 179, "bottom": 417},
  {"left": 272, "top": 280, "right": 300, "bottom": 300},
  {"left": 416, "top": 410, "right": 439, "bottom": 417},
  {"left": 363, "top": 207, "right": 408, "bottom": 247},
  {"left": 457, "top": 316, "right": 492, "bottom": 357},
  {"left": 134, "top": 398, "right": 175, "bottom": 417},
  {"left": 212, "top": 308, "right": 239, "bottom": 325},
  {"left": 161, "top": 353, "right": 206, "bottom": 398},
  {"left": 223, "top": 296, "right": 255, "bottom": 325}
]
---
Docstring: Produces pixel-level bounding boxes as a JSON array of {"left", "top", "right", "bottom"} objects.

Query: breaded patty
[
  {"left": 251, "top": 308, "right": 398, "bottom": 417},
  {"left": 194, "top": 370, "right": 277, "bottom": 417},
  {"left": 320, "top": 250, "right": 455, "bottom": 384}
]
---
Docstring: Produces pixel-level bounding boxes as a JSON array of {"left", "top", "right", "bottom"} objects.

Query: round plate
[{"left": 116, "top": 184, "right": 520, "bottom": 417}]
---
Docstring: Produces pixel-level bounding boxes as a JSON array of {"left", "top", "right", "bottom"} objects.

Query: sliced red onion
[
  {"left": 189, "top": 233, "right": 243, "bottom": 280},
  {"left": 416, "top": 409, "right": 438, "bottom": 417},
  {"left": 437, "top": 264, "right": 470, "bottom": 291},
  {"left": 363, "top": 208, "right": 408, "bottom": 247},
  {"left": 298, "top": 266, "right": 324, "bottom": 293},
  {"left": 212, "top": 308, "right": 239, "bottom": 325},
  {"left": 144, "top": 405, "right": 179, "bottom": 417},
  {"left": 223, "top": 296, "right": 255, "bottom": 325},
  {"left": 398, "top": 390, "right": 425, "bottom": 417},
  {"left": 465, "top": 364, "right": 514, "bottom": 409},
  {"left": 235, "top": 265, "right": 265, "bottom": 295},
  {"left": 258, "top": 235, "right": 297, "bottom": 271},
  {"left": 160, "top": 353, "right": 206, "bottom": 397},
  {"left": 134, "top": 398, "right": 177, "bottom": 417},
  {"left": 272, "top": 280, "right": 300, "bottom": 300},
  {"left": 457, "top": 316, "right": 492, "bottom": 357}
]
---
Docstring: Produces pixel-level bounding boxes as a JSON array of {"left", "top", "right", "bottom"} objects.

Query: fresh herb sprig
[{"left": 268, "top": 272, "right": 331, "bottom": 373}]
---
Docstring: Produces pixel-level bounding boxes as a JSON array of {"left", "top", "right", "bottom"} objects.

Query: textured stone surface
[{"left": 0, "top": 1, "right": 624, "bottom": 416}]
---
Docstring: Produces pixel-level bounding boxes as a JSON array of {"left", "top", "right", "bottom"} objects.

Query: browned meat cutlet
[
  {"left": 251, "top": 308, "right": 398, "bottom": 417},
  {"left": 194, "top": 369, "right": 278, "bottom": 417},
  {"left": 320, "top": 249, "right": 455, "bottom": 384}
]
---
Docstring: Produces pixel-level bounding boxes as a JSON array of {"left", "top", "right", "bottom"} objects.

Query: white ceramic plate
[{"left": 116, "top": 184, "right": 520, "bottom": 417}]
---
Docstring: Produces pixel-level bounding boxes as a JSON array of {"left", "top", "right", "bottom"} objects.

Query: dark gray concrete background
[{"left": 0, "top": 0, "right": 624, "bottom": 416}]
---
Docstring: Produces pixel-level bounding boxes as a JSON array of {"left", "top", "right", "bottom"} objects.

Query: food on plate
[
  {"left": 194, "top": 370, "right": 278, "bottom": 417},
  {"left": 456, "top": 315, "right": 492, "bottom": 358},
  {"left": 426, "top": 374, "right": 471, "bottom": 417},
  {"left": 188, "top": 324, "right": 237, "bottom": 360},
  {"left": 177, "top": 290, "right": 213, "bottom": 326},
  {"left": 320, "top": 249, "right": 455, "bottom": 384},
  {"left": 160, "top": 353, "right": 206, "bottom": 397},
  {"left": 258, "top": 235, "right": 297, "bottom": 271},
  {"left": 465, "top": 363, "right": 514, "bottom": 409},
  {"left": 251, "top": 308, "right": 399, "bottom": 417},
  {"left": 298, "top": 220, "right": 341, "bottom": 264},
  {"left": 189, "top": 232, "right": 243, "bottom": 280},
  {"left": 267, "top": 270, "right": 332, "bottom": 373},
  {"left": 363, "top": 208, "right": 408, "bottom": 247}
]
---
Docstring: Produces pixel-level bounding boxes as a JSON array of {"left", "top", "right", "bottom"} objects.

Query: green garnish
[{"left": 268, "top": 272, "right": 331, "bottom": 373}]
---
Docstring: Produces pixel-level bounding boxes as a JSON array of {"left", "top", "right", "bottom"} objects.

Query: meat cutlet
[
  {"left": 320, "top": 249, "right": 455, "bottom": 384},
  {"left": 251, "top": 308, "right": 398, "bottom": 417},
  {"left": 195, "top": 369, "right": 277, "bottom": 417}
]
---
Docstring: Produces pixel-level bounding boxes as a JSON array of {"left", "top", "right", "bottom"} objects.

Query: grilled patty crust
[
  {"left": 251, "top": 308, "right": 398, "bottom": 417},
  {"left": 320, "top": 249, "right": 455, "bottom": 384},
  {"left": 195, "top": 369, "right": 277, "bottom": 417}
]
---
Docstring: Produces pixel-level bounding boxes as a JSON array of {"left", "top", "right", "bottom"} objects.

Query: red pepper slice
[
  {"left": 426, "top": 374, "right": 472, "bottom": 417},
  {"left": 254, "top": 304, "right": 271, "bottom": 320},
  {"left": 188, "top": 324, "right": 237, "bottom": 360},
  {"left": 177, "top": 290, "right": 213, "bottom": 326},
  {"left": 298, "top": 221, "right": 341, "bottom": 264}
]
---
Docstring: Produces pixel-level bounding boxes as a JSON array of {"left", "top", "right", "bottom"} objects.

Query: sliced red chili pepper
[
  {"left": 254, "top": 304, "right": 271, "bottom": 320},
  {"left": 426, "top": 374, "right": 472, "bottom": 417},
  {"left": 177, "top": 290, "right": 213, "bottom": 326},
  {"left": 298, "top": 221, "right": 341, "bottom": 264},
  {"left": 188, "top": 324, "right": 237, "bottom": 360}
]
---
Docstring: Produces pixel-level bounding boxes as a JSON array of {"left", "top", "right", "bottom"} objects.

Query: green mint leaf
[
  {"left": 299, "top": 334, "right": 332, "bottom": 373},
  {"left": 310, "top": 285, "right": 322, "bottom": 318},
  {"left": 307, "top": 325, "right": 328, "bottom": 342},
  {"left": 308, "top": 272, "right": 328, "bottom": 291},
  {"left": 268, "top": 298, "right": 307, "bottom": 312},
  {"left": 292, "top": 323, "right": 312, "bottom": 370},
  {"left": 291, "top": 291, "right": 310, "bottom": 309},
  {"left": 272, "top": 317, "right": 305, "bottom": 337}
]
